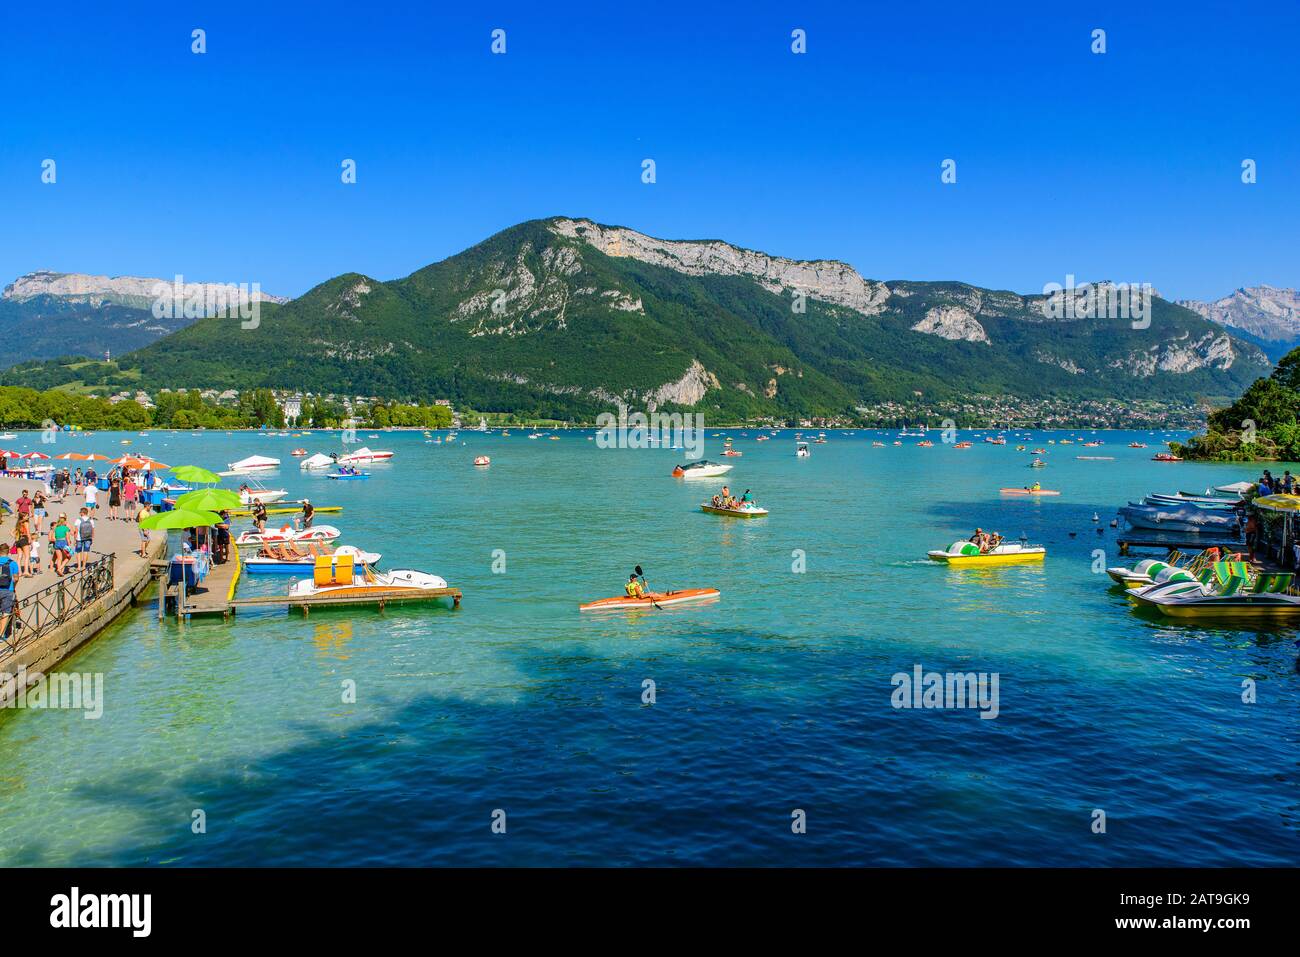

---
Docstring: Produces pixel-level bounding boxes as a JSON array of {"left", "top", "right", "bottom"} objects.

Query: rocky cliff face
[
  {"left": 911, "top": 305, "right": 990, "bottom": 344},
  {"left": 3, "top": 271, "right": 287, "bottom": 309},
  {"left": 1178, "top": 285, "right": 1300, "bottom": 343},
  {"left": 551, "top": 218, "right": 891, "bottom": 316}
]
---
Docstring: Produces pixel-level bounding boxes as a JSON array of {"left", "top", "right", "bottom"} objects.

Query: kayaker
[{"left": 625, "top": 573, "right": 646, "bottom": 599}]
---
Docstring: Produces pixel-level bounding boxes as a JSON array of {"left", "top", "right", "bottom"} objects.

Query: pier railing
[{"left": 0, "top": 552, "right": 115, "bottom": 659}]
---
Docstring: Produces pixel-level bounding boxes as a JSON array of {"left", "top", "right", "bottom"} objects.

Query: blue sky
[{"left": 1, "top": 1, "right": 1296, "bottom": 300}]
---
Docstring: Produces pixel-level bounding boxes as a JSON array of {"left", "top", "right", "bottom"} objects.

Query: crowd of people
[{"left": 1254, "top": 469, "right": 1295, "bottom": 496}]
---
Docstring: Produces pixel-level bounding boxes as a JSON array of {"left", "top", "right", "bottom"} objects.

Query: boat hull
[
  {"left": 700, "top": 505, "right": 768, "bottom": 518},
  {"left": 928, "top": 550, "right": 1045, "bottom": 565}
]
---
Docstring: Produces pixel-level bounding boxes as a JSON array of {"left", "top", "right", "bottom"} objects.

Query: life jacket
[{"left": 625, "top": 581, "right": 641, "bottom": 597}]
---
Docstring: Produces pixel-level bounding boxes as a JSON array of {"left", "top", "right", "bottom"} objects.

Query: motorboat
[
  {"left": 672, "top": 460, "right": 733, "bottom": 478},
  {"left": 1144, "top": 493, "right": 1240, "bottom": 511},
  {"left": 336, "top": 446, "right": 394, "bottom": 465},
  {"left": 700, "top": 501, "right": 768, "bottom": 518},
  {"left": 473, "top": 455, "right": 491, "bottom": 467},
  {"left": 927, "top": 540, "right": 1046, "bottom": 566},
  {"left": 300, "top": 452, "right": 334, "bottom": 470},
  {"left": 1214, "top": 481, "right": 1255, "bottom": 496},
  {"left": 235, "top": 524, "right": 342, "bottom": 549},
  {"left": 244, "top": 543, "right": 382, "bottom": 575},
  {"left": 1152, "top": 452, "right": 1182, "bottom": 462},
  {"left": 224, "top": 454, "right": 280, "bottom": 475},
  {"left": 238, "top": 484, "right": 289, "bottom": 505},
  {"left": 1029, "top": 459, "right": 1045, "bottom": 468},
  {"left": 290, "top": 448, "right": 308, "bottom": 456},
  {"left": 1118, "top": 503, "right": 1240, "bottom": 533},
  {"left": 796, "top": 442, "right": 811, "bottom": 458},
  {"left": 580, "top": 588, "right": 720, "bottom": 611}
]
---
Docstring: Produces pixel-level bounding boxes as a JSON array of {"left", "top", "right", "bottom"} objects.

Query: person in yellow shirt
[{"left": 625, "top": 573, "right": 646, "bottom": 599}]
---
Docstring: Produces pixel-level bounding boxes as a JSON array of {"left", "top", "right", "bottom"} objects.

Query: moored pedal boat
[
  {"left": 236, "top": 524, "right": 341, "bottom": 549},
  {"left": 244, "top": 543, "right": 381, "bottom": 574}
]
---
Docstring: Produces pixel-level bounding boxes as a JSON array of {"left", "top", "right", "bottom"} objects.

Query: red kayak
[{"left": 580, "top": 588, "right": 720, "bottom": 611}]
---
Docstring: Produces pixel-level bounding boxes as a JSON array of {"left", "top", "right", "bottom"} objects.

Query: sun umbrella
[
  {"left": 139, "top": 508, "right": 223, "bottom": 530},
  {"left": 54, "top": 452, "right": 86, "bottom": 460},
  {"left": 21, "top": 452, "right": 50, "bottom": 460},
  {"left": 1251, "top": 494, "right": 1300, "bottom": 512},
  {"left": 115, "top": 456, "right": 170, "bottom": 470},
  {"left": 82, "top": 453, "right": 112, "bottom": 461},
  {"left": 171, "top": 465, "right": 222, "bottom": 485},
  {"left": 176, "top": 488, "right": 242, "bottom": 511}
]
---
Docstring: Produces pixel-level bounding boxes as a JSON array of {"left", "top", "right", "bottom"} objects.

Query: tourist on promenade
[
  {"left": 108, "top": 470, "right": 122, "bottom": 520},
  {"left": 74, "top": 508, "right": 95, "bottom": 571},
  {"left": 85, "top": 480, "right": 97, "bottom": 514},
  {"left": 32, "top": 489, "right": 47, "bottom": 534},
  {"left": 136, "top": 503, "right": 152, "bottom": 557},
  {"left": 50, "top": 515, "right": 71, "bottom": 576},
  {"left": 12, "top": 514, "right": 31, "bottom": 581},
  {"left": 124, "top": 475, "right": 138, "bottom": 518},
  {"left": 0, "top": 543, "right": 19, "bottom": 644}
]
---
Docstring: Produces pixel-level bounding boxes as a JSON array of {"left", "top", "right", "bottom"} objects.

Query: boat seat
[
  {"left": 313, "top": 553, "right": 354, "bottom": 586},
  {"left": 1216, "top": 574, "right": 1248, "bottom": 596},
  {"left": 1252, "top": 571, "right": 1294, "bottom": 594}
]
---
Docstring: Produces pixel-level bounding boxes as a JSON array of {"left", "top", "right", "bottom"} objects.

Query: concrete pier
[{"left": 0, "top": 474, "right": 166, "bottom": 706}]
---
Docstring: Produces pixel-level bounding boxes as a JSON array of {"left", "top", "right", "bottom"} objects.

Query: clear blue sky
[{"left": 1, "top": 0, "right": 1295, "bottom": 301}]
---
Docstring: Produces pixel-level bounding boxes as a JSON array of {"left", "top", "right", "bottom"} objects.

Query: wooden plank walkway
[
  {"left": 167, "top": 546, "right": 241, "bottom": 618},
  {"left": 229, "top": 587, "right": 461, "bottom": 615}
]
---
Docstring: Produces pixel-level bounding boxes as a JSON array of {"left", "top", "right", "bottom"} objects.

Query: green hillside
[{"left": 1, "top": 218, "right": 1272, "bottom": 420}]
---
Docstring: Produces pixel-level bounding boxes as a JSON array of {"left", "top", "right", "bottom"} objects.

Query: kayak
[
  {"left": 579, "top": 588, "right": 720, "bottom": 611},
  {"left": 999, "top": 488, "right": 1060, "bottom": 496},
  {"left": 700, "top": 504, "right": 768, "bottom": 518}
]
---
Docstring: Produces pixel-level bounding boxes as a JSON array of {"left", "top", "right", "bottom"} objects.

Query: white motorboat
[
  {"left": 238, "top": 485, "right": 289, "bottom": 505},
  {"left": 235, "top": 524, "right": 341, "bottom": 549},
  {"left": 224, "top": 454, "right": 281, "bottom": 475},
  {"left": 796, "top": 442, "right": 811, "bottom": 458},
  {"left": 671, "top": 460, "right": 733, "bottom": 478},
  {"left": 244, "top": 543, "right": 382, "bottom": 574},
  {"left": 336, "top": 446, "right": 393, "bottom": 464},
  {"left": 287, "top": 563, "right": 451, "bottom": 603},
  {"left": 299, "top": 452, "right": 334, "bottom": 470}
]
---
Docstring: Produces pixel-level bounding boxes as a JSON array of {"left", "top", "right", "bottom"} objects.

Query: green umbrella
[
  {"left": 139, "top": 508, "right": 223, "bottom": 530},
  {"left": 176, "top": 488, "right": 242, "bottom": 511},
  {"left": 171, "top": 465, "right": 222, "bottom": 485}
]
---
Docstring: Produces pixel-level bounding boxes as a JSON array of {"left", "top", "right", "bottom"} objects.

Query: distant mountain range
[
  {"left": 0, "top": 272, "right": 287, "bottom": 367},
  {"left": 1177, "top": 285, "right": 1300, "bottom": 361},
  {"left": 0, "top": 224, "right": 1282, "bottom": 419}
]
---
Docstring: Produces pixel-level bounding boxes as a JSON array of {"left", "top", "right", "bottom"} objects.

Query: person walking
[
  {"left": 74, "top": 507, "right": 95, "bottom": 571},
  {"left": 108, "top": 469, "right": 122, "bottom": 520}
]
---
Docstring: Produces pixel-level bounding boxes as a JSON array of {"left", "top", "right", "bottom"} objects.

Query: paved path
[{"left": 0, "top": 474, "right": 157, "bottom": 599}]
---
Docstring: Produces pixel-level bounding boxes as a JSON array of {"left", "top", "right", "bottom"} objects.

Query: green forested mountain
[{"left": 2, "top": 218, "right": 1273, "bottom": 420}]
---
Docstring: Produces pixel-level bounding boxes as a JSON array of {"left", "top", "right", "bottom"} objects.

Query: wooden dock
[
  {"left": 1116, "top": 530, "right": 1246, "bottom": 555},
  {"left": 229, "top": 587, "right": 461, "bottom": 615},
  {"left": 158, "top": 548, "right": 242, "bottom": 619}
]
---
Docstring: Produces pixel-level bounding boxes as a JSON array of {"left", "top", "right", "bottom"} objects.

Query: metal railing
[{"left": 0, "top": 552, "right": 115, "bottom": 659}]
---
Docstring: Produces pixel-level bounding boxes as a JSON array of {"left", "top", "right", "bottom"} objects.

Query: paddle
[{"left": 634, "top": 565, "right": 663, "bottom": 609}]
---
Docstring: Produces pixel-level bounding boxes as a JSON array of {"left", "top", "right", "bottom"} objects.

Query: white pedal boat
[{"left": 235, "top": 524, "right": 341, "bottom": 549}]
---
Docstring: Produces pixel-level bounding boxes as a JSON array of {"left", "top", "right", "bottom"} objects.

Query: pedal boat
[
  {"left": 288, "top": 556, "right": 451, "bottom": 605},
  {"left": 700, "top": 502, "right": 768, "bottom": 517},
  {"left": 1128, "top": 563, "right": 1300, "bottom": 621},
  {"left": 244, "top": 543, "right": 381, "bottom": 575},
  {"left": 580, "top": 588, "right": 720, "bottom": 611},
  {"left": 928, "top": 541, "right": 1046, "bottom": 565},
  {"left": 235, "top": 524, "right": 342, "bottom": 549}
]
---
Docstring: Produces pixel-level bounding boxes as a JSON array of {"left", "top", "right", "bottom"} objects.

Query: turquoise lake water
[{"left": 0, "top": 427, "right": 1295, "bottom": 866}]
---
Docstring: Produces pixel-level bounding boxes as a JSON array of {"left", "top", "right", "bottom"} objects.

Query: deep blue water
[{"left": 0, "top": 427, "right": 1295, "bottom": 866}]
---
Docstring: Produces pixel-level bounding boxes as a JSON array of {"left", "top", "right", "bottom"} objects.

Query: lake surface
[{"left": 0, "top": 427, "right": 1296, "bottom": 866}]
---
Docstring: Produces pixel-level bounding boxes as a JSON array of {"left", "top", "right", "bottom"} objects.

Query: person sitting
[
  {"left": 624, "top": 573, "right": 645, "bottom": 599},
  {"left": 969, "top": 527, "right": 986, "bottom": 548}
]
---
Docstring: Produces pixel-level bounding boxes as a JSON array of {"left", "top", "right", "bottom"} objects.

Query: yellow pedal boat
[{"left": 928, "top": 541, "right": 1046, "bottom": 565}]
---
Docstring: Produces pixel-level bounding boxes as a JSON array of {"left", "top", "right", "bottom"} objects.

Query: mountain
[
  {"left": 0, "top": 271, "right": 287, "bottom": 368},
  {"left": 1177, "top": 285, "right": 1300, "bottom": 361},
  {"left": 3, "top": 221, "right": 1272, "bottom": 419}
]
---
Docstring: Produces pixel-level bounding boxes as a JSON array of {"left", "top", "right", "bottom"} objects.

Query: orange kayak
[
  {"left": 580, "top": 588, "right": 720, "bottom": 611},
  {"left": 999, "top": 488, "right": 1061, "bottom": 496}
]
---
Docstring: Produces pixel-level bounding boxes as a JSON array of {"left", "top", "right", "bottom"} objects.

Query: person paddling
[{"left": 625, "top": 573, "right": 646, "bottom": 599}]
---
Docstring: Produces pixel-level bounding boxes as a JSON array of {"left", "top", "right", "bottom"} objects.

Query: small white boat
[
  {"left": 244, "top": 544, "right": 382, "bottom": 574},
  {"left": 235, "top": 524, "right": 341, "bottom": 549},
  {"left": 299, "top": 452, "right": 334, "bottom": 471},
  {"left": 336, "top": 446, "right": 393, "bottom": 464},
  {"left": 224, "top": 454, "right": 281, "bottom": 475},
  {"left": 238, "top": 483, "right": 289, "bottom": 505},
  {"left": 671, "top": 460, "right": 733, "bottom": 478},
  {"left": 796, "top": 442, "right": 811, "bottom": 458}
]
